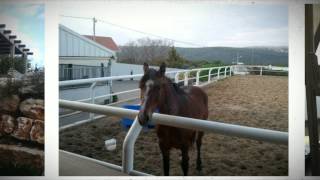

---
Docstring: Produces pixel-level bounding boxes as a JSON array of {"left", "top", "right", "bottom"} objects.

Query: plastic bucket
[{"left": 121, "top": 104, "right": 156, "bottom": 129}]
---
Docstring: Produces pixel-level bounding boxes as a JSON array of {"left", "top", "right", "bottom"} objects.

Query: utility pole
[
  {"left": 93, "top": 17, "right": 97, "bottom": 41},
  {"left": 236, "top": 52, "right": 241, "bottom": 64}
]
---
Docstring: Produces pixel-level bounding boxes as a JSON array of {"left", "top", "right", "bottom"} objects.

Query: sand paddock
[{"left": 60, "top": 75, "right": 288, "bottom": 176}]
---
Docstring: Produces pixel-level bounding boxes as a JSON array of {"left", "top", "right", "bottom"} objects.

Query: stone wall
[
  {"left": 0, "top": 72, "right": 44, "bottom": 175},
  {"left": 0, "top": 97, "right": 44, "bottom": 144}
]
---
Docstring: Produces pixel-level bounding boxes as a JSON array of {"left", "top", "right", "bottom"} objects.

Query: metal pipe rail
[
  {"left": 59, "top": 64, "right": 287, "bottom": 125},
  {"left": 73, "top": 88, "right": 140, "bottom": 104},
  {"left": 59, "top": 99, "right": 288, "bottom": 175},
  {"left": 59, "top": 70, "right": 187, "bottom": 87},
  {"left": 59, "top": 66, "right": 233, "bottom": 120},
  {"left": 59, "top": 66, "right": 232, "bottom": 87},
  {"left": 59, "top": 99, "right": 288, "bottom": 144},
  {"left": 233, "top": 65, "right": 288, "bottom": 76}
]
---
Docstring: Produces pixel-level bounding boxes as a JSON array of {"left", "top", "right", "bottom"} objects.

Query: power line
[
  {"left": 60, "top": 15, "right": 92, "bottom": 20},
  {"left": 60, "top": 14, "right": 205, "bottom": 47},
  {"left": 97, "top": 18, "right": 204, "bottom": 47}
]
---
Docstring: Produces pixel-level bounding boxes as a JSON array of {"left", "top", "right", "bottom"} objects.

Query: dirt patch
[{"left": 60, "top": 75, "right": 288, "bottom": 176}]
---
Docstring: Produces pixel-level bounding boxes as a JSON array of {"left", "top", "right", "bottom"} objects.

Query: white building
[{"left": 59, "top": 24, "right": 116, "bottom": 80}]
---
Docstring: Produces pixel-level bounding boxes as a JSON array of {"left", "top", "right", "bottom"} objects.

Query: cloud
[
  {"left": 0, "top": 14, "right": 20, "bottom": 33},
  {"left": 13, "top": 4, "right": 43, "bottom": 18},
  {"left": 17, "top": 32, "right": 44, "bottom": 66},
  {"left": 60, "top": 1, "right": 288, "bottom": 47}
]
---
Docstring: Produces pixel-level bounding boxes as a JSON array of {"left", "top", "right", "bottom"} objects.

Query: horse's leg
[
  {"left": 180, "top": 146, "right": 189, "bottom": 176},
  {"left": 196, "top": 131, "right": 204, "bottom": 172},
  {"left": 160, "top": 143, "right": 170, "bottom": 176}
]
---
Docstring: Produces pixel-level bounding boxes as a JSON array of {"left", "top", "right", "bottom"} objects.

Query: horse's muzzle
[{"left": 138, "top": 112, "right": 149, "bottom": 126}]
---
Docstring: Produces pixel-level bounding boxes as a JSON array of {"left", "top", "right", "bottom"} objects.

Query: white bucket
[{"left": 105, "top": 138, "right": 116, "bottom": 151}]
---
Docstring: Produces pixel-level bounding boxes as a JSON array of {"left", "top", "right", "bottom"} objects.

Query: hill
[
  {"left": 176, "top": 46, "right": 288, "bottom": 66},
  {"left": 117, "top": 46, "right": 288, "bottom": 66}
]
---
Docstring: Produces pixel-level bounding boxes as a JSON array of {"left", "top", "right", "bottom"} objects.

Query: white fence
[
  {"left": 110, "top": 62, "right": 183, "bottom": 79},
  {"left": 233, "top": 64, "right": 289, "bottom": 75},
  {"left": 59, "top": 64, "right": 288, "bottom": 176},
  {"left": 59, "top": 65, "right": 288, "bottom": 128},
  {"left": 59, "top": 66, "right": 232, "bottom": 126},
  {"left": 59, "top": 99, "right": 288, "bottom": 175}
]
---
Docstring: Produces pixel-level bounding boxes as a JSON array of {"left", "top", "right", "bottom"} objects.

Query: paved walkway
[
  {"left": 59, "top": 150, "right": 127, "bottom": 176},
  {"left": 59, "top": 80, "right": 139, "bottom": 127}
]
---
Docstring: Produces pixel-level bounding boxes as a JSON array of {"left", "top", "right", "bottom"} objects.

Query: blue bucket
[{"left": 121, "top": 105, "right": 156, "bottom": 129}]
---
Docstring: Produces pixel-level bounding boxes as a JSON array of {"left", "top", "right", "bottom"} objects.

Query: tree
[
  {"left": 117, "top": 41, "right": 139, "bottom": 64},
  {"left": 0, "top": 55, "right": 28, "bottom": 75},
  {"left": 118, "top": 37, "right": 173, "bottom": 64},
  {"left": 165, "top": 46, "right": 188, "bottom": 68}
]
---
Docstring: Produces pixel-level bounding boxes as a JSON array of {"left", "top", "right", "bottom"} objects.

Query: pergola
[{"left": 0, "top": 24, "right": 33, "bottom": 73}]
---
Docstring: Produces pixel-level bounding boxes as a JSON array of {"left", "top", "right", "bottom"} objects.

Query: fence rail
[
  {"left": 59, "top": 66, "right": 232, "bottom": 123},
  {"left": 59, "top": 99, "right": 288, "bottom": 175},
  {"left": 59, "top": 64, "right": 288, "bottom": 175},
  {"left": 59, "top": 65, "right": 288, "bottom": 129},
  {"left": 59, "top": 100, "right": 288, "bottom": 144}
]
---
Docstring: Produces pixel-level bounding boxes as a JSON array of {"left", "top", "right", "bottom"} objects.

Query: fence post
[
  {"left": 208, "top": 68, "right": 213, "bottom": 82},
  {"left": 260, "top": 66, "right": 263, "bottom": 76},
  {"left": 184, "top": 71, "right": 189, "bottom": 86},
  {"left": 196, "top": 70, "right": 201, "bottom": 86},
  {"left": 224, "top": 67, "right": 227, "bottom": 78},
  {"left": 122, "top": 116, "right": 143, "bottom": 174},
  {"left": 175, "top": 72, "right": 180, "bottom": 83},
  {"left": 217, "top": 68, "right": 221, "bottom": 79},
  {"left": 229, "top": 66, "right": 232, "bottom": 76},
  {"left": 89, "top": 82, "right": 97, "bottom": 120}
]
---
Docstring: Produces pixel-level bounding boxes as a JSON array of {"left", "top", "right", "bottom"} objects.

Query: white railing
[
  {"left": 59, "top": 65, "right": 288, "bottom": 129},
  {"left": 59, "top": 99, "right": 288, "bottom": 176},
  {"left": 59, "top": 65, "right": 233, "bottom": 126},
  {"left": 233, "top": 65, "right": 288, "bottom": 76},
  {"left": 59, "top": 64, "right": 288, "bottom": 176}
]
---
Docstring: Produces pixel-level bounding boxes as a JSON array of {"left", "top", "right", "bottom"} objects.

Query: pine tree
[{"left": 166, "top": 46, "right": 186, "bottom": 68}]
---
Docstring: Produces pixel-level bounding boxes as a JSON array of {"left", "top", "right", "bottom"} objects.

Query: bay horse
[{"left": 138, "top": 62, "right": 209, "bottom": 176}]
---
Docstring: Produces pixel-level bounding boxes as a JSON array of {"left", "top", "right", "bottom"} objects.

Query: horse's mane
[{"left": 165, "top": 77, "right": 186, "bottom": 95}]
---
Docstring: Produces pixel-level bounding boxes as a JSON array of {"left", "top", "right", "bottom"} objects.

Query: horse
[{"left": 138, "top": 62, "right": 209, "bottom": 176}]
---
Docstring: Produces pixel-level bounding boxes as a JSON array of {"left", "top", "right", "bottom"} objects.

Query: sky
[
  {"left": 59, "top": 1, "right": 288, "bottom": 48},
  {"left": 0, "top": 3, "right": 44, "bottom": 67}
]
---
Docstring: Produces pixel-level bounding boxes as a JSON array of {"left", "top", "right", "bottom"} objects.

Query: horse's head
[{"left": 138, "top": 62, "right": 166, "bottom": 126}]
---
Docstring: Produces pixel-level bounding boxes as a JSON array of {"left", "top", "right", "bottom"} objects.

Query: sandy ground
[{"left": 59, "top": 75, "right": 288, "bottom": 176}]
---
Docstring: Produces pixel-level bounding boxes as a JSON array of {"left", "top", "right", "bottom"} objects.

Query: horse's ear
[
  {"left": 143, "top": 62, "right": 149, "bottom": 74},
  {"left": 159, "top": 62, "right": 166, "bottom": 77}
]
